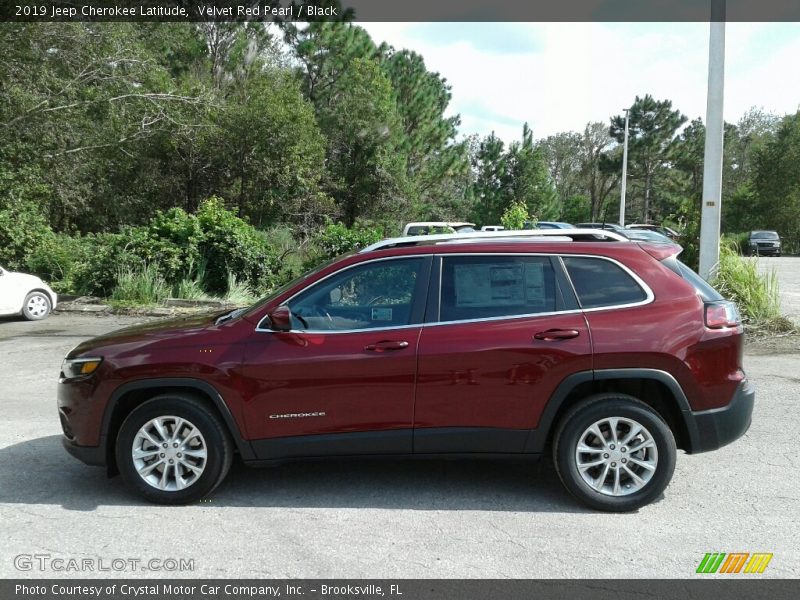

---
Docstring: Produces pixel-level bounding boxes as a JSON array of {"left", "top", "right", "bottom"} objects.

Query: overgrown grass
[
  {"left": 110, "top": 263, "right": 170, "bottom": 306},
  {"left": 172, "top": 277, "right": 208, "bottom": 300},
  {"left": 224, "top": 272, "right": 257, "bottom": 305},
  {"left": 712, "top": 244, "right": 795, "bottom": 334}
]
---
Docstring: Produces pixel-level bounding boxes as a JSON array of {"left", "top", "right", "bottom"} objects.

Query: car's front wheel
[
  {"left": 553, "top": 394, "right": 676, "bottom": 512},
  {"left": 22, "top": 291, "right": 52, "bottom": 320},
  {"left": 116, "top": 395, "right": 234, "bottom": 504}
]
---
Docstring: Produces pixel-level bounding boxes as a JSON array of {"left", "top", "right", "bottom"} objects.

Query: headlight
[{"left": 61, "top": 357, "right": 103, "bottom": 380}]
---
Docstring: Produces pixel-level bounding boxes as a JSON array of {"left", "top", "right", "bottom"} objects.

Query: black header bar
[{"left": 2, "top": 0, "right": 800, "bottom": 23}]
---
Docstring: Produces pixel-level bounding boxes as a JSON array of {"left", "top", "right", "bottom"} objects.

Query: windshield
[
  {"left": 751, "top": 231, "right": 779, "bottom": 239},
  {"left": 242, "top": 253, "right": 354, "bottom": 319}
]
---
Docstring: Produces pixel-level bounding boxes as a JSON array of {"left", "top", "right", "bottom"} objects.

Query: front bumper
[
  {"left": 752, "top": 245, "right": 781, "bottom": 255},
  {"left": 684, "top": 380, "right": 754, "bottom": 454},
  {"left": 62, "top": 436, "right": 106, "bottom": 467}
]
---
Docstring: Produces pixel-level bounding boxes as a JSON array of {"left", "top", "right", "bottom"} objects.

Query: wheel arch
[
  {"left": 525, "top": 369, "right": 698, "bottom": 454},
  {"left": 101, "top": 378, "right": 255, "bottom": 475},
  {"left": 19, "top": 287, "right": 53, "bottom": 313}
]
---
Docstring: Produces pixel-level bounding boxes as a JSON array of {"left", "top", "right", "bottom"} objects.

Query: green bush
[
  {"left": 712, "top": 244, "right": 794, "bottom": 333},
  {"left": 195, "top": 197, "right": 281, "bottom": 294},
  {"left": 722, "top": 232, "right": 749, "bottom": 255},
  {"left": 39, "top": 198, "right": 284, "bottom": 300},
  {"left": 71, "top": 233, "right": 139, "bottom": 297},
  {"left": 303, "top": 221, "right": 383, "bottom": 270},
  {"left": 0, "top": 201, "right": 53, "bottom": 271},
  {"left": 501, "top": 200, "right": 532, "bottom": 230},
  {"left": 26, "top": 233, "right": 85, "bottom": 294}
]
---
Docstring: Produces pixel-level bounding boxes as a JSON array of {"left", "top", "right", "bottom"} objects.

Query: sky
[{"left": 361, "top": 22, "right": 800, "bottom": 143}]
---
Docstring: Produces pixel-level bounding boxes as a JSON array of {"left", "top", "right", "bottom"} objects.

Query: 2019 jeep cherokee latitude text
[{"left": 58, "top": 233, "right": 754, "bottom": 511}]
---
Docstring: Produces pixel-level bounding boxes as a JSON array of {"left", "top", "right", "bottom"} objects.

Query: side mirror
[{"left": 266, "top": 305, "right": 292, "bottom": 332}]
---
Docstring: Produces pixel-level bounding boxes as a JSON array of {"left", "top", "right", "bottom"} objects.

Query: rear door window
[
  {"left": 562, "top": 256, "right": 648, "bottom": 309},
  {"left": 439, "top": 255, "right": 557, "bottom": 322}
]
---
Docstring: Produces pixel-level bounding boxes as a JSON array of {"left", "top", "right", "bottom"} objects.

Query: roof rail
[{"left": 359, "top": 228, "right": 629, "bottom": 253}]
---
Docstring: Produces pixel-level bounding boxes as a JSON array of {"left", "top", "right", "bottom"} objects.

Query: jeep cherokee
[{"left": 58, "top": 229, "right": 753, "bottom": 511}]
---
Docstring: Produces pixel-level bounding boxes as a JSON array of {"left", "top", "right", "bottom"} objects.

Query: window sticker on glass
[
  {"left": 454, "top": 263, "right": 521, "bottom": 307},
  {"left": 371, "top": 307, "right": 393, "bottom": 321},
  {"left": 523, "top": 262, "right": 545, "bottom": 304}
]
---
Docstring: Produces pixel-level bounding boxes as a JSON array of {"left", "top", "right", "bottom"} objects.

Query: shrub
[
  {"left": 501, "top": 201, "right": 532, "bottom": 230},
  {"left": 0, "top": 201, "right": 53, "bottom": 271},
  {"left": 71, "top": 232, "right": 139, "bottom": 297},
  {"left": 196, "top": 197, "right": 281, "bottom": 294},
  {"left": 303, "top": 221, "right": 383, "bottom": 270},
  {"left": 722, "top": 232, "right": 749, "bottom": 255},
  {"left": 26, "top": 233, "right": 86, "bottom": 294},
  {"left": 712, "top": 244, "right": 794, "bottom": 333},
  {"left": 122, "top": 208, "right": 203, "bottom": 284}
]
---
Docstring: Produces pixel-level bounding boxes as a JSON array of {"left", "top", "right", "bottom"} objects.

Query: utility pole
[
  {"left": 619, "top": 108, "right": 630, "bottom": 227},
  {"left": 699, "top": 0, "right": 726, "bottom": 280}
]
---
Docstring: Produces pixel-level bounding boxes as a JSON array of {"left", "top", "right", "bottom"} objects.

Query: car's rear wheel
[
  {"left": 22, "top": 291, "right": 51, "bottom": 320},
  {"left": 116, "top": 395, "right": 233, "bottom": 504},
  {"left": 553, "top": 394, "right": 676, "bottom": 512}
]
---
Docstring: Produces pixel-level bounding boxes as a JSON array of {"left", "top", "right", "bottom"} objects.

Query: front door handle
[
  {"left": 534, "top": 329, "right": 580, "bottom": 341},
  {"left": 364, "top": 340, "right": 410, "bottom": 352}
]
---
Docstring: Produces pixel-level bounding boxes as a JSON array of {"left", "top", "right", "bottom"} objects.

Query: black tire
[
  {"left": 116, "top": 394, "right": 234, "bottom": 505},
  {"left": 22, "top": 291, "right": 52, "bottom": 320},
  {"left": 553, "top": 394, "right": 676, "bottom": 512}
]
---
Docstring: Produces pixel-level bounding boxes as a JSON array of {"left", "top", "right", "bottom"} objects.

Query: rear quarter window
[{"left": 563, "top": 257, "right": 648, "bottom": 309}]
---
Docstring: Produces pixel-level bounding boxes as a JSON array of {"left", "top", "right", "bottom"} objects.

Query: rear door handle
[
  {"left": 534, "top": 329, "right": 580, "bottom": 341},
  {"left": 364, "top": 340, "right": 410, "bottom": 352}
]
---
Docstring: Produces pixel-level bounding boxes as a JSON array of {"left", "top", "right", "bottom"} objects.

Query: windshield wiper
[{"left": 215, "top": 308, "right": 245, "bottom": 325}]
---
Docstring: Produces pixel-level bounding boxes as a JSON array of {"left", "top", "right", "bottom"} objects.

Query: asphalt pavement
[{"left": 1, "top": 290, "right": 799, "bottom": 578}]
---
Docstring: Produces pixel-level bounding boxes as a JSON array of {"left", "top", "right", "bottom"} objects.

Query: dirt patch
[{"left": 746, "top": 332, "right": 800, "bottom": 355}]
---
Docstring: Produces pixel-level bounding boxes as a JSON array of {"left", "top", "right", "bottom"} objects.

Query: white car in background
[
  {"left": 0, "top": 265, "right": 58, "bottom": 320},
  {"left": 402, "top": 221, "right": 476, "bottom": 236}
]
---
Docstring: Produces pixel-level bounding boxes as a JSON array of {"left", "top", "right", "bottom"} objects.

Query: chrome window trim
[
  {"left": 430, "top": 252, "right": 654, "bottom": 327},
  {"left": 560, "top": 254, "right": 654, "bottom": 311},
  {"left": 255, "top": 251, "right": 655, "bottom": 334},
  {"left": 255, "top": 255, "right": 427, "bottom": 334}
]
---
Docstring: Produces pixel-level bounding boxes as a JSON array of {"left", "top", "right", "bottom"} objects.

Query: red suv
[{"left": 58, "top": 230, "right": 754, "bottom": 511}]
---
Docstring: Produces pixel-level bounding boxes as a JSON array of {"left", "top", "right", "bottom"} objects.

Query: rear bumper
[
  {"left": 62, "top": 436, "right": 106, "bottom": 467},
  {"left": 684, "top": 380, "right": 754, "bottom": 454}
]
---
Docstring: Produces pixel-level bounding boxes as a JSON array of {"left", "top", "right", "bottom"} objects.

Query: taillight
[{"left": 704, "top": 301, "right": 741, "bottom": 329}]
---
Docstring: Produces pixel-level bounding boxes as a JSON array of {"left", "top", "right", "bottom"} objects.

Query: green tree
[
  {"left": 215, "top": 71, "right": 328, "bottom": 228},
  {"left": 469, "top": 133, "right": 509, "bottom": 226},
  {"left": 506, "top": 123, "right": 558, "bottom": 220},
  {"left": 284, "top": 21, "right": 377, "bottom": 107},
  {"left": 751, "top": 112, "right": 800, "bottom": 250},
  {"left": 318, "top": 57, "right": 406, "bottom": 226},
  {"left": 610, "top": 95, "right": 687, "bottom": 223},
  {"left": 381, "top": 48, "right": 468, "bottom": 215}
]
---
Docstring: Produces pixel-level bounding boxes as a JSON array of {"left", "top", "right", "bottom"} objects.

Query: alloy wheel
[
  {"left": 574, "top": 416, "right": 658, "bottom": 496},
  {"left": 131, "top": 416, "right": 207, "bottom": 492}
]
